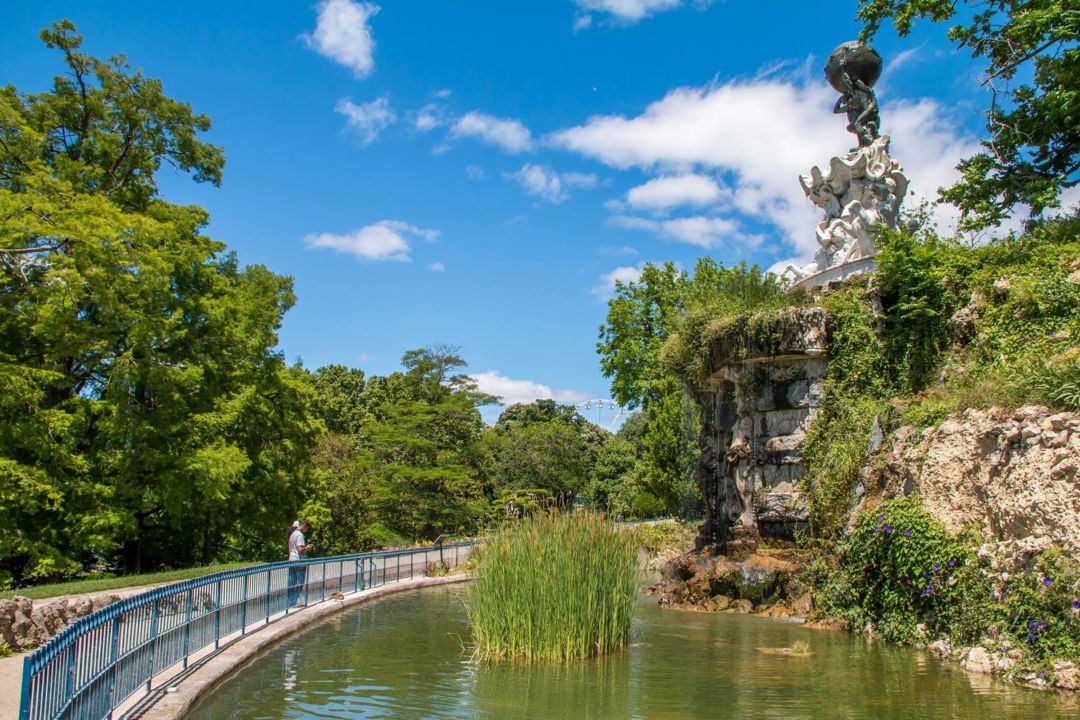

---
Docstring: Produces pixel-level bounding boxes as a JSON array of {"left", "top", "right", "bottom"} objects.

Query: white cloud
[
  {"left": 553, "top": 68, "right": 981, "bottom": 261},
  {"left": 507, "top": 164, "right": 597, "bottom": 203},
  {"left": 433, "top": 89, "right": 452, "bottom": 99},
  {"left": 335, "top": 96, "right": 396, "bottom": 143},
  {"left": 303, "top": 220, "right": 438, "bottom": 262},
  {"left": 573, "top": 14, "right": 594, "bottom": 31},
  {"left": 429, "top": 261, "right": 446, "bottom": 272},
  {"left": 625, "top": 173, "right": 727, "bottom": 211},
  {"left": 611, "top": 214, "right": 761, "bottom": 249},
  {"left": 450, "top": 111, "right": 534, "bottom": 153},
  {"left": 465, "top": 165, "right": 486, "bottom": 180},
  {"left": 414, "top": 102, "right": 449, "bottom": 132},
  {"left": 471, "top": 371, "right": 588, "bottom": 406},
  {"left": 304, "top": 0, "right": 379, "bottom": 78},
  {"left": 573, "top": 0, "right": 686, "bottom": 23},
  {"left": 592, "top": 263, "right": 645, "bottom": 299}
]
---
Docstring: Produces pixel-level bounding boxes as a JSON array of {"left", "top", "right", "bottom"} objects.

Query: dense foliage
[
  {"left": 816, "top": 497, "right": 1080, "bottom": 673},
  {"left": 468, "top": 512, "right": 638, "bottom": 662},
  {"left": 0, "top": 22, "right": 319, "bottom": 584},
  {"left": 858, "top": 0, "right": 1079, "bottom": 230}
]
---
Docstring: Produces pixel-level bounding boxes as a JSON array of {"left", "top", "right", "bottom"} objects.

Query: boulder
[{"left": 962, "top": 647, "right": 994, "bottom": 675}]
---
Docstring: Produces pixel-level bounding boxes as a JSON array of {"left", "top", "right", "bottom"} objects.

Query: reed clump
[{"left": 468, "top": 512, "right": 638, "bottom": 662}]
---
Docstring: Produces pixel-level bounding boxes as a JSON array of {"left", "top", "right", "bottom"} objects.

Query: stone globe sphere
[{"left": 825, "top": 41, "right": 883, "bottom": 93}]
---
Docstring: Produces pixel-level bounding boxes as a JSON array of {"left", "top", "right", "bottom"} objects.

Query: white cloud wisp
[
  {"left": 305, "top": 0, "right": 379, "bottom": 78},
  {"left": 335, "top": 96, "right": 396, "bottom": 143},
  {"left": 507, "top": 164, "right": 597, "bottom": 203},
  {"left": 471, "top": 371, "right": 589, "bottom": 406},
  {"left": 450, "top": 111, "right": 534, "bottom": 153},
  {"left": 304, "top": 220, "right": 439, "bottom": 262}
]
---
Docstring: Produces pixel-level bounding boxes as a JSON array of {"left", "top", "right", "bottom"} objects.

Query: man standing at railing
[{"left": 287, "top": 519, "right": 314, "bottom": 606}]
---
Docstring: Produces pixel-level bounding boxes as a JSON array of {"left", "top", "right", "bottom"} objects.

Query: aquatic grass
[{"left": 468, "top": 512, "right": 638, "bottom": 662}]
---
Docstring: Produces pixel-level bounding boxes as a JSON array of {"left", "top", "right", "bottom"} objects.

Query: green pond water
[{"left": 189, "top": 586, "right": 1078, "bottom": 719}]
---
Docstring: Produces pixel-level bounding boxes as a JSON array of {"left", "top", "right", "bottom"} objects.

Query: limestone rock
[
  {"left": 1054, "top": 661, "right": 1077, "bottom": 690},
  {"left": 885, "top": 406, "right": 1080, "bottom": 555},
  {"left": 962, "top": 647, "right": 994, "bottom": 675}
]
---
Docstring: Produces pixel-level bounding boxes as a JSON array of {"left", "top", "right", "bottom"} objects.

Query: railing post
[
  {"left": 147, "top": 600, "right": 160, "bottom": 691},
  {"left": 19, "top": 654, "right": 32, "bottom": 720},
  {"left": 213, "top": 580, "right": 222, "bottom": 649},
  {"left": 107, "top": 614, "right": 120, "bottom": 709},
  {"left": 360, "top": 558, "right": 365, "bottom": 590},
  {"left": 240, "top": 575, "right": 248, "bottom": 635},
  {"left": 302, "top": 562, "right": 309, "bottom": 607},
  {"left": 354, "top": 558, "right": 360, "bottom": 593},
  {"left": 265, "top": 569, "right": 272, "bottom": 624},
  {"left": 181, "top": 589, "right": 193, "bottom": 670}
]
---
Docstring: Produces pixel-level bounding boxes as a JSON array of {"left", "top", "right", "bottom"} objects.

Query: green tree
[
  {"left": 358, "top": 347, "right": 492, "bottom": 541},
  {"left": 310, "top": 364, "right": 369, "bottom": 440},
  {"left": 859, "top": 0, "right": 1079, "bottom": 230},
  {"left": 597, "top": 262, "right": 687, "bottom": 409},
  {"left": 484, "top": 420, "right": 592, "bottom": 499},
  {"left": 640, "top": 379, "right": 701, "bottom": 517},
  {"left": 584, "top": 437, "right": 638, "bottom": 513},
  {"left": 0, "top": 22, "right": 317, "bottom": 582}
]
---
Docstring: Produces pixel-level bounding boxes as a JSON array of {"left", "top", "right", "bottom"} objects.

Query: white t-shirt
[{"left": 288, "top": 529, "right": 306, "bottom": 561}]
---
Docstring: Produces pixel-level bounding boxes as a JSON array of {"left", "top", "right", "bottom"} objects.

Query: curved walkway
[{"left": 133, "top": 574, "right": 468, "bottom": 720}]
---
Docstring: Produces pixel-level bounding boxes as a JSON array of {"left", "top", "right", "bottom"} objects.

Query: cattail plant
[{"left": 468, "top": 512, "right": 638, "bottom": 662}]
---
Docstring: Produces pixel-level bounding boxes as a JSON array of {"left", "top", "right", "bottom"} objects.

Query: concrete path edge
[{"left": 136, "top": 574, "right": 470, "bottom": 720}]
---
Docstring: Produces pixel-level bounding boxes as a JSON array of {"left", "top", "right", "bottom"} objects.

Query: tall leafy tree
[
  {"left": 859, "top": 0, "right": 1079, "bottom": 230},
  {"left": 0, "top": 22, "right": 317, "bottom": 582},
  {"left": 358, "top": 347, "right": 493, "bottom": 541},
  {"left": 597, "top": 261, "right": 687, "bottom": 410}
]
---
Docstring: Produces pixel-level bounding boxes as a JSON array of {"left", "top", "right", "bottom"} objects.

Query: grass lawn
[{"left": 1, "top": 562, "right": 259, "bottom": 601}]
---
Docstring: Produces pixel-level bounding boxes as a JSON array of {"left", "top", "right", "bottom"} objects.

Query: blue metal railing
[{"left": 19, "top": 541, "right": 474, "bottom": 720}]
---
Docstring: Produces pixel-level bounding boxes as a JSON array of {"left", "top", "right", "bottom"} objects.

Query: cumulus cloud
[
  {"left": 572, "top": 0, "right": 687, "bottom": 23},
  {"left": 592, "top": 263, "right": 645, "bottom": 299},
  {"left": 507, "top": 164, "right": 597, "bottom": 203},
  {"left": 429, "top": 261, "right": 446, "bottom": 272},
  {"left": 304, "top": 0, "right": 379, "bottom": 78},
  {"left": 552, "top": 67, "right": 980, "bottom": 261},
  {"left": 611, "top": 215, "right": 761, "bottom": 249},
  {"left": 625, "top": 173, "right": 727, "bottom": 211},
  {"left": 465, "top": 165, "right": 486, "bottom": 180},
  {"left": 335, "top": 96, "right": 396, "bottom": 143},
  {"left": 303, "top": 220, "right": 438, "bottom": 262},
  {"left": 471, "top": 371, "right": 589, "bottom": 406},
  {"left": 450, "top": 111, "right": 534, "bottom": 153}
]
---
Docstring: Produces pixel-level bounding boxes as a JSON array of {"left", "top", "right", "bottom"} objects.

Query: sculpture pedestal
[{"left": 790, "top": 256, "right": 877, "bottom": 291}]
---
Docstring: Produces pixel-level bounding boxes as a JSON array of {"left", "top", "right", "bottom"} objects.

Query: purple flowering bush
[
  {"left": 1000, "top": 548, "right": 1080, "bottom": 667},
  {"left": 815, "top": 496, "right": 1080, "bottom": 670},
  {"left": 827, "top": 496, "right": 974, "bottom": 644}
]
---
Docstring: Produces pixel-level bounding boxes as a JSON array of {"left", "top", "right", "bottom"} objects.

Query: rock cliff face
[
  {"left": 694, "top": 308, "right": 826, "bottom": 547},
  {"left": 881, "top": 406, "right": 1080, "bottom": 555},
  {"left": 693, "top": 308, "right": 1080, "bottom": 558}
]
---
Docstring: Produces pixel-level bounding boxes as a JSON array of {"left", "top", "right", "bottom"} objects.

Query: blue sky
[{"left": 2, "top": 1, "right": 999, "bottom": 421}]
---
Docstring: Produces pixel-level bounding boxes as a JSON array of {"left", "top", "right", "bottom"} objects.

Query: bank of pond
[{"left": 188, "top": 586, "right": 1075, "bottom": 719}]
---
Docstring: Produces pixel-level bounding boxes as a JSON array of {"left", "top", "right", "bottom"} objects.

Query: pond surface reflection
[{"left": 189, "top": 586, "right": 1078, "bottom": 719}]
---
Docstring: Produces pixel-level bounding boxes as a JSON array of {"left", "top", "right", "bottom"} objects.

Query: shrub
[
  {"left": 823, "top": 496, "right": 1080, "bottom": 665},
  {"left": 468, "top": 512, "right": 638, "bottom": 662}
]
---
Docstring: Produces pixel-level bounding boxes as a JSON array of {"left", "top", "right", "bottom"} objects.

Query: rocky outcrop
[
  {"left": 882, "top": 406, "right": 1080, "bottom": 555},
  {"left": 0, "top": 594, "right": 121, "bottom": 652},
  {"left": 645, "top": 549, "right": 806, "bottom": 616},
  {"left": 695, "top": 308, "right": 826, "bottom": 547}
]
